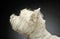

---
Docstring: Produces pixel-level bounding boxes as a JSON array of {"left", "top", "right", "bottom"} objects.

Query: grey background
[{"left": 1, "top": 0, "right": 60, "bottom": 39}]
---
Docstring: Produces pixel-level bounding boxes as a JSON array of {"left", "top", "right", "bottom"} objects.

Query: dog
[{"left": 10, "top": 8, "right": 60, "bottom": 39}]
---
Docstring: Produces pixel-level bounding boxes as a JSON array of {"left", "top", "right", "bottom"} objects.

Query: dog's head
[{"left": 10, "top": 8, "right": 45, "bottom": 35}]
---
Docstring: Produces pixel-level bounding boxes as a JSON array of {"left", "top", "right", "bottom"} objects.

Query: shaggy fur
[{"left": 10, "top": 8, "right": 60, "bottom": 39}]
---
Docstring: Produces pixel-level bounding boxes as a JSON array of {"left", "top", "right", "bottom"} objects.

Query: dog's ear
[
  {"left": 34, "top": 8, "right": 44, "bottom": 18},
  {"left": 29, "top": 8, "right": 40, "bottom": 24},
  {"left": 34, "top": 8, "right": 40, "bottom": 13}
]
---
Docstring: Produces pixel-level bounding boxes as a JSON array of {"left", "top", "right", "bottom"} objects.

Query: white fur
[{"left": 10, "top": 8, "right": 60, "bottom": 39}]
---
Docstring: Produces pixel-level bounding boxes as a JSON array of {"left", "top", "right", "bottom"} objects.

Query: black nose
[{"left": 10, "top": 14, "right": 15, "bottom": 19}]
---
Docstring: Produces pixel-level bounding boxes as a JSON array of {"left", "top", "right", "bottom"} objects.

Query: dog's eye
[{"left": 43, "top": 16, "right": 45, "bottom": 20}]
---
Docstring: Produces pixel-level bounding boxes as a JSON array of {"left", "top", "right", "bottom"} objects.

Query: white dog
[{"left": 10, "top": 8, "right": 60, "bottom": 39}]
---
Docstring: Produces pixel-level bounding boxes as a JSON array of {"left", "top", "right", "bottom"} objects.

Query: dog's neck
[{"left": 28, "top": 25, "right": 51, "bottom": 39}]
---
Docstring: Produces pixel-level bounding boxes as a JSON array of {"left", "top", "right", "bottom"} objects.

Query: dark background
[{"left": 1, "top": 0, "right": 60, "bottom": 39}]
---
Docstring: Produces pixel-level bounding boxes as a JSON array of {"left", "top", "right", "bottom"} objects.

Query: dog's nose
[{"left": 10, "top": 14, "right": 15, "bottom": 19}]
